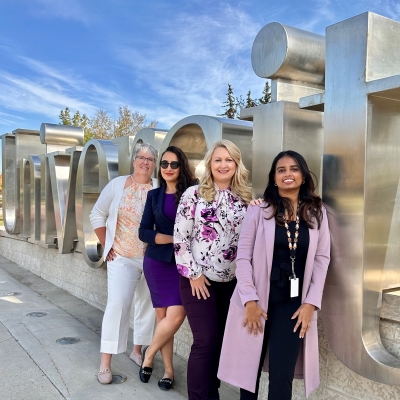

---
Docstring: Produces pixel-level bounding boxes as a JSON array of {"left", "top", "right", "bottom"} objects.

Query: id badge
[{"left": 290, "top": 277, "right": 299, "bottom": 298}]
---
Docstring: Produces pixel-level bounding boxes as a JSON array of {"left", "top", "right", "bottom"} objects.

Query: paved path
[{"left": 0, "top": 255, "right": 238, "bottom": 400}]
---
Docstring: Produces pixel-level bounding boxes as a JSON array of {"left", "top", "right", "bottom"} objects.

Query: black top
[{"left": 269, "top": 219, "right": 310, "bottom": 306}]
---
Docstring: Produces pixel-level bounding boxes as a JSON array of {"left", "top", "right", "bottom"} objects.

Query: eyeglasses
[
  {"left": 160, "top": 161, "right": 181, "bottom": 170},
  {"left": 136, "top": 155, "right": 156, "bottom": 163}
]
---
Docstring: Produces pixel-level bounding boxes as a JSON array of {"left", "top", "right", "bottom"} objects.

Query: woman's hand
[
  {"left": 291, "top": 303, "right": 316, "bottom": 338},
  {"left": 243, "top": 300, "right": 267, "bottom": 337},
  {"left": 189, "top": 275, "right": 211, "bottom": 300},
  {"left": 106, "top": 247, "right": 117, "bottom": 262},
  {"left": 250, "top": 198, "right": 263, "bottom": 206},
  {"left": 155, "top": 233, "right": 174, "bottom": 244}
]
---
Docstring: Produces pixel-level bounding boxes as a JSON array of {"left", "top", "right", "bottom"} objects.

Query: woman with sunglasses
[{"left": 138, "top": 146, "right": 197, "bottom": 391}]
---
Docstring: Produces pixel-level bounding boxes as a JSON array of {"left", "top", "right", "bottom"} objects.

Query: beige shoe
[
  {"left": 129, "top": 352, "right": 142, "bottom": 367},
  {"left": 98, "top": 368, "right": 112, "bottom": 384}
]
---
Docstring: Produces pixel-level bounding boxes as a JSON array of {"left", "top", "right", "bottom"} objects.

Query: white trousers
[{"left": 100, "top": 255, "right": 155, "bottom": 354}]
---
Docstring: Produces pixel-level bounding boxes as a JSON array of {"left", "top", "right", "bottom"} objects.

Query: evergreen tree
[
  {"left": 59, "top": 107, "right": 92, "bottom": 143},
  {"left": 218, "top": 81, "right": 271, "bottom": 120},
  {"left": 59, "top": 107, "right": 72, "bottom": 125},
  {"left": 259, "top": 81, "right": 271, "bottom": 104},
  {"left": 245, "top": 90, "right": 259, "bottom": 108},
  {"left": 219, "top": 84, "right": 237, "bottom": 119},
  {"left": 235, "top": 94, "right": 245, "bottom": 112}
]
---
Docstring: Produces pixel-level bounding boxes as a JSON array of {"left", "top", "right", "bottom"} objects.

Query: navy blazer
[{"left": 139, "top": 185, "right": 176, "bottom": 263}]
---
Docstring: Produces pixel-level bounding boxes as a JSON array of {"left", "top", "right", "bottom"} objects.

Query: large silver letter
[{"left": 310, "top": 12, "right": 400, "bottom": 383}]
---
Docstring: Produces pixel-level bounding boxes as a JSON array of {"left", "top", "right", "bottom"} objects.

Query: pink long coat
[{"left": 218, "top": 203, "right": 330, "bottom": 397}]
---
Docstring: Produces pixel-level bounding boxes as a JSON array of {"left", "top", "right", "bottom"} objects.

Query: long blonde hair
[{"left": 198, "top": 139, "right": 252, "bottom": 205}]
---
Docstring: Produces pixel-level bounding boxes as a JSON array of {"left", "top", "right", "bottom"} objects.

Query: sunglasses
[{"left": 160, "top": 161, "right": 181, "bottom": 169}]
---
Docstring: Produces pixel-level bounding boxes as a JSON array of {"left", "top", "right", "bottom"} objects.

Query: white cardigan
[{"left": 89, "top": 175, "right": 158, "bottom": 261}]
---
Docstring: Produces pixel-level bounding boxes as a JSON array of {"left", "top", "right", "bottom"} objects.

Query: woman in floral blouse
[{"left": 174, "top": 139, "right": 252, "bottom": 400}]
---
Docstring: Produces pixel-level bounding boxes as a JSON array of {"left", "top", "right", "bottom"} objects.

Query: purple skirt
[{"left": 143, "top": 256, "right": 182, "bottom": 308}]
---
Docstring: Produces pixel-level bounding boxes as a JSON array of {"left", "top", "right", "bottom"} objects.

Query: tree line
[
  {"left": 59, "top": 106, "right": 158, "bottom": 144},
  {"left": 58, "top": 81, "right": 270, "bottom": 144},
  {"left": 219, "top": 81, "right": 271, "bottom": 119}
]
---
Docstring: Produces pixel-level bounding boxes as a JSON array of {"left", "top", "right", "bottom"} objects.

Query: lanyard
[{"left": 283, "top": 212, "right": 300, "bottom": 280}]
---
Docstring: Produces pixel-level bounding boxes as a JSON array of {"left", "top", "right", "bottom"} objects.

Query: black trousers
[
  {"left": 240, "top": 297, "right": 302, "bottom": 400},
  {"left": 180, "top": 276, "right": 237, "bottom": 400}
]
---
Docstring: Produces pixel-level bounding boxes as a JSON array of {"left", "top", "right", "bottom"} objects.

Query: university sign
[{"left": 2, "top": 11, "right": 400, "bottom": 387}]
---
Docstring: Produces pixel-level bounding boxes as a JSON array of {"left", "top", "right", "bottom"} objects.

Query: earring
[
  {"left": 302, "top": 181, "right": 305, "bottom": 184},
  {"left": 274, "top": 182, "right": 277, "bottom": 186}
]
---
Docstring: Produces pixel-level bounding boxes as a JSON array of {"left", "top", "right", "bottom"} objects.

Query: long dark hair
[
  {"left": 263, "top": 150, "right": 323, "bottom": 229},
  {"left": 158, "top": 146, "right": 197, "bottom": 205}
]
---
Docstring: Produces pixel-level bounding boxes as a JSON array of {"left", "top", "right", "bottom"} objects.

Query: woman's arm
[
  {"left": 139, "top": 191, "right": 158, "bottom": 244},
  {"left": 139, "top": 191, "right": 174, "bottom": 245},
  {"left": 90, "top": 179, "right": 118, "bottom": 261},
  {"left": 174, "top": 187, "right": 202, "bottom": 279},
  {"left": 235, "top": 205, "right": 260, "bottom": 306},
  {"left": 236, "top": 205, "right": 267, "bottom": 335},
  {"left": 89, "top": 179, "right": 115, "bottom": 230},
  {"left": 292, "top": 206, "right": 331, "bottom": 338},
  {"left": 93, "top": 226, "right": 115, "bottom": 261},
  {"left": 154, "top": 233, "right": 174, "bottom": 244},
  {"left": 303, "top": 206, "right": 331, "bottom": 310}
]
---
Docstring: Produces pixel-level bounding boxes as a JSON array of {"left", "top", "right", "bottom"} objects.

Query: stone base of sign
[{"left": 1, "top": 230, "right": 399, "bottom": 399}]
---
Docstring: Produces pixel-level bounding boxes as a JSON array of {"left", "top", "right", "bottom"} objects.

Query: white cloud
[
  {"left": 115, "top": 3, "right": 265, "bottom": 124},
  {"left": 18, "top": 56, "right": 121, "bottom": 104},
  {"left": 0, "top": 111, "right": 26, "bottom": 128},
  {"left": 0, "top": 51, "right": 130, "bottom": 122},
  {"left": 295, "top": 0, "right": 335, "bottom": 32},
  {"left": 377, "top": 0, "right": 400, "bottom": 20}
]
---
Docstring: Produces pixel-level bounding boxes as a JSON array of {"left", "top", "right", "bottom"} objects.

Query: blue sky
[{"left": 0, "top": 0, "right": 399, "bottom": 137}]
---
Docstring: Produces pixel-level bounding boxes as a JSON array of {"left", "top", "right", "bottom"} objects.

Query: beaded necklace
[{"left": 283, "top": 205, "right": 300, "bottom": 297}]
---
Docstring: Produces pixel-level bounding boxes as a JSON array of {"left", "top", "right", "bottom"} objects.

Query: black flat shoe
[
  {"left": 139, "top": 346, "right": 153, "bottom": 383},
  {"left": 158, "top": 377, "right": 174, "bottom": 391}
]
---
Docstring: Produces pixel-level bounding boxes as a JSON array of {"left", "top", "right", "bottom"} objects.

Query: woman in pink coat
[{"left": 218, "top": 150, "right": 330, "bottom": 399}]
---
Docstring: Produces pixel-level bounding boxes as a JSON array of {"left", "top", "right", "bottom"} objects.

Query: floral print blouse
[
  {"left": 113, "top": 181, "right": 152, "bottom": 258},
  {"left": 174, "top": 185, "right": 247, "bottom": 282}
]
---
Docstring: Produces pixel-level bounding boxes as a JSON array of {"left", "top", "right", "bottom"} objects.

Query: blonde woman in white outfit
[{"left": 90, "top": 143, "right": 158, "bottom": 384}]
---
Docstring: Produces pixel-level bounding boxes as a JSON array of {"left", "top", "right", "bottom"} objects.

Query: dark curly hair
[
  {"left": 158, "top": 146, "right": 197, "bottom": 205},
  {"left": 263, "top": 150, "right": 323, "bottom": 229}
]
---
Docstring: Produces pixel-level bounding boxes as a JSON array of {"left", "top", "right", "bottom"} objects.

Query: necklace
[{"left": 283, "top": 206, "right": 300, "bottom": 297}]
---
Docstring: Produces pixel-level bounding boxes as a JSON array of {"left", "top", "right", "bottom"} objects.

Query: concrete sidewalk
[{"left": 0, "top": 255, "right": 238, "bottom": 400}]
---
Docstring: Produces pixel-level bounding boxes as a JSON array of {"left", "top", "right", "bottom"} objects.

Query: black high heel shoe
[{"left": 139, "top": 346, "right": 153, "bottom": 383}]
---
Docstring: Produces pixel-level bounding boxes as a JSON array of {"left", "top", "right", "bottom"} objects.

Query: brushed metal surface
[
  {"left": 240, "top": 102, "right": 323, "bottom": 198},
  {"left": 159, "top": 116, "right": 253, "bottom": 180},
  {"left": 298, "top": 92, "right": 325, "bottom": 111},
  {"left": 366, "top": 14, "right": 400, "bottom": 82},
  {"left": 271, "top": 78, "right": 324, "bottom": 103},
  {"left": 40, "top": 123, "right": 84, "bottom": 150},
  {"left": 23, "top": 155, "right": 41, "bottom": 242},
  {"left": 2, "top": 129, "right": 44, "bottom": 235},
  {"left": 2, "top": 134, "right": 20, "bottom": 234},
  {"left": 321, "top": 12, "right": 400, "bottom": 384},
  {"left": 75, "top": 139, "right": 119, "bottom": 269},
  {"left": 40, "top": 154, "right": 56, "bottom": 248},
  {"left": 46, "top": 149, "right": 81, "bottom": 253},
  {"left": 251, "top": 22, "right": 325, "bottom": 84}
]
